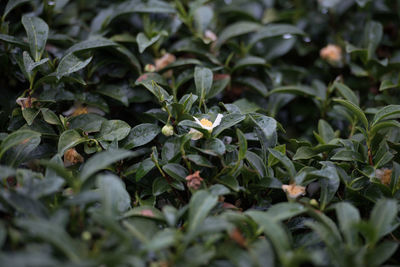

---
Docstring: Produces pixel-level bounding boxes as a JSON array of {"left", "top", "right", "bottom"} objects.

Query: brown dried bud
[
  {"left": 375, "top": 168, "right": 392, "bottom": 186},
  {"left": 155, "top": 53, "right": 176, "bottom": 71},
  {"left": 63, "top": 103, "right": 105, "bottom": 117},
  {"left": 64, "top": 148, "right": 84, "bottom": 167},
  {"left": 185, "top": 171, "right": 204, "bottom": 190},
  {"left": 16, "top": 97, "right": 36, "bottom": 110},
  {"left": 282, "top": 183, "right": 306, "bottom": 199},
  {"left": 320, "top": 44, "right": 342, "bottom": 62}
]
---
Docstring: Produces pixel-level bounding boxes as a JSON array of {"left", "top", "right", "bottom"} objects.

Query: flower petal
[
  {"left": 212, "top": 113, "right": 224, "bottom": 128},
  {"left": 189, "top": 128, "right": 204, "bottom": 140},
  {"left": 193, "top": 116, "right": 203, "bottom": 127}
]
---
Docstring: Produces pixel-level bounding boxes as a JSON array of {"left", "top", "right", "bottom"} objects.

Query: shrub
[{"left": 0, "top": 0, "right": 400, "bottom": 266}]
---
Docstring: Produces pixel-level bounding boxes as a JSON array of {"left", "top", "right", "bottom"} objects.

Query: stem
[
  {"left": 368, "top": 148, "right": 373, "bottom": 166},
  {"left": 180, "top": 146, "right": 192, "bottom": 173},
  {"left": 349, "top": 121, "right": 356, "bottom": 138}
]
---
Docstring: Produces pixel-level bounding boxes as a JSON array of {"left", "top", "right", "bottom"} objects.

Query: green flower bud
[
  {"left": 81, "top": 231, "right": 92, "bottom": 241},
  {"left": 310, "top": 199, "right": 319, "bottom": 208},
  {"left": 162, "top": 124, "right": 174, "bottom": 136}
]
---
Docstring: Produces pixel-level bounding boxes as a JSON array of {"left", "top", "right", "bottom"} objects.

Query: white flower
[
  {"left": 194, "top": 114, "right": 223, "bottom": 132},
  {"left": 189, "top": 114, "right": 223, "bottom": 140}
]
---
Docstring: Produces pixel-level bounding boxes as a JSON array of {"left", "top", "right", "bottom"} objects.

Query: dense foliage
[{"left": 1, "top": 0, "right": 400, "bottom": 266}]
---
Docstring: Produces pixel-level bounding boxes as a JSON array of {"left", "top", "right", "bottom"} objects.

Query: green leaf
[
  {"left": 91, "top": 0, "right": 175, "bottom": 32},
  {"left": 15, "top": 217, "right": 81, "bottom": 261},
  {"left": 305, "top": 219, "right": 344, "bottom": 266},
  {"left": 188, "top": 190, "right": 218, "bottom": 235},
  {"left": 331, "top": 149, "right": 364, "bottom": 162},
  {"left": 194, "top": 66, "right": 213, "bottom": 102},
  {"left": 233, "top": 99, "right": 260, "bottom": 114},
  {"left": 363, "top": 21, "right": 383, "bottom": 60},
  {"left": 152, "top": 177, "right": 170, "bottom": 196},
  {"left": 21, "top": 16, "right": 49, "bottom": 61},
  {"left": 246, "top": 151, "right": 267, "bottom": 178},
  {"left": 367, "top": 241, "right": 398, "bottom": 266},
  {"left": 0, "top": 34, "right": 28, "bottom": 47},
  {"left": 136, "top": 32, "right": 164, "bottom": 53},
  {"left": 186, "top": 154, "right": 213, "bottom": 168},
  {"left": 370, "top": 120, "right": 400, "bottom": 138},
  {"left": 58, "top": 129, "right": 87, "bottom": 154},
  {"left": 372, "top": 105, "right": 400, "bottom": 126},
  {"left": 246, "top": 211, "right": 291, "bottom": 260},
  {"left": 265, "top": 202, "right": 306, "bottom": 222},
  {"left": 136, "top": 158, "right": 155, "bottom": 181},
  {"left": 213, "top": 113, "right": 245, "bottom": 137},
  {"left": 22, "top": 51, "right": 34, "bottom": 81},
  {"left": 333, "top": 99, "right": 369, "bottom": 129},
  {"left": 160, "top": 58, "right": 202, "bottom": 72},
  {"left": 268, "top": 145, "right": 286, "bottom": 167},
  {"left": 293, "top": 146, "right": 317, "bottom": 160},
  {"left": 198, "top": 138, "right": 226, "bottom": 156},
  {"left": 22, "top": 108, "right": 40, "bottom": 126},
  {"left": 56, "top": 53, "right": 92, "bottom": 80},
  {"left": 114, "top": 44, "right": 142, "bottom": 73},
  {"left": 41, "top": 108, "right": 61, "bottom": 125},
  {"left": 268, "top": 149, "right": 296, "bottom": 179},
  {"left": 96, "top": 120, "right": 131, "bottom": 141},
  {"left": 137, "top": 79, "right": 170, "bottom": 102},
  {"left": 216, "top": 21, "right": 261, "bottom": 48},
  {"left": 334, "top": 202, "right": 360, "bottom": 245},
  {"left": 369, "top": 199, "right": 398, "bottom": 242},
  {"left": 318, "top": 119, "right": 335, "bottom": 143},
  {"left": 234, "top": 77, "right": 268, "bottom": 97},
  {"left": 69, "top": 114, "right": 107, "bottom": 133},
  {"left": 379, "top": 79, "right": 400, "bottom": 91},
  {"left": 355, "top": 0, "right": 371, "bottom": 7},
  {"left": 23, "top": 51, "right": 48, "bottom": 75},
  {"left": 334, "top": 82, "right": 359, "bottom": 106},
  {"left": 0, "top": 130, "right": 41, "bottom": 160},
  {"left": 3, "top": 0, "right": 30, "bottom": 20},
  {"left": 194, "top": 6, "right": 213, "bottom": 33},
  {"left": 80, "top": 149, "right": 135, "bottom": 182},
  {"left": 145, "top": 228, "right": 177, "bottom": 252},
  {"left": 236, "top": 128, "right": 247, "bottom": 161},
  {"left": 267, "top": 85, "right": 316, "bottom": 97},
  {"left": 96, "top": 84, "right": 130, "bottom": 107},
  {"left": 162, "top": 163, "right": 188, "bottom": 181},
  {"left": 313, "top": 165, "right": 340, "bottom": 210},
  {"left": 122, "top": 123, "right": 160, "bottom": 149},
  {"left": 232, "top": 56, "right": 266, "bottom": 72},
  {"left": 207, "top": 75, "right": 230, "bottom": 99},
  {"left": 251, "top": 115, "right": 278, "bottom": 151},
  {"left": 249, "top": 24, "right": 305, "bottom": 46},
  {"left": 64, "top": 37, "right": 117, "bottom": 55},
  {"left": 97, "top": 173, "right": 131, "bottom": 216}
]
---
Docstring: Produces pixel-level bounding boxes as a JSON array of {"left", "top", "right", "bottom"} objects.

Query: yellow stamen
[{"left": 200, "top": 118, "right": 213, "bottom": 127}]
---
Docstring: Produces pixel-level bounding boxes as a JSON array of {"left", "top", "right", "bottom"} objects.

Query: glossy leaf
[
  {"left": 21, "top": 16, "right": 49, "bottom": 61},
  {"left": 80, "top": 149, "right": 135, "bottom": 182},
  {"left": 56, "top": 54, "right": 92, "bottom": 80}
]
